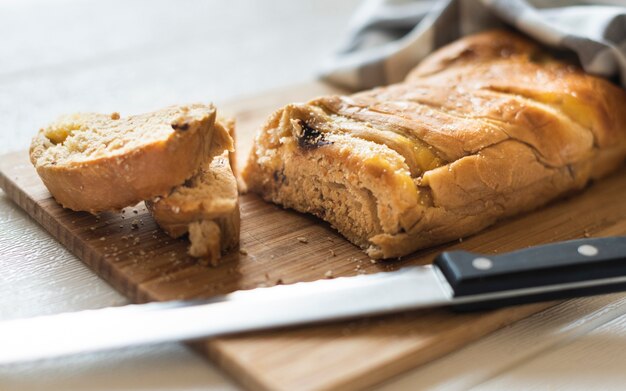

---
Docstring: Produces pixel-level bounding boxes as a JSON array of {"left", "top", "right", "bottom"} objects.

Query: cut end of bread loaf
[
  {"left": 242, "top": 103, "right": 431, "bottom": 258},
  {"left": 243, "top": 30, "right": 626, "bottom": 259},
  {"left": 30, "top": 104, "right": 225, "bottom": 213},
  {"left": 147, "top": 119, "right": 240, "bottom": 265}
]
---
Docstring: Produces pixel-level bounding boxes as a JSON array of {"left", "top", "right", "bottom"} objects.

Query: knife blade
[{"left": 1, "top": 236, "right": 625, "bottom": 365}]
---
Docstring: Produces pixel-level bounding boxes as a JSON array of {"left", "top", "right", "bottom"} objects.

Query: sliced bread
[
  {"left": 30, "top": 104, "right": 224, "bottom": 213},
  {"left": 146, "top": 119, "right": 239, "bottom": 265}
]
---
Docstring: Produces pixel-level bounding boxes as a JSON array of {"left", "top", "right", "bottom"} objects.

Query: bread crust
[
  {"left": 243, "top": 30, "right": 626, "bottom": 259},
  {"left": 146, "top": 119, "right": 239, "bottom": 265},
  {"left": 30, "top": 104, "right": 219, "bottom": 213}
]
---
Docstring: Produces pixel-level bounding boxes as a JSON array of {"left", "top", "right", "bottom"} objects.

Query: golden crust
[
  {"left": 146, "top": 119, "right": 239, "bottom": 265},
  {"left": 243, "top": 30, "right": 626, "bottom": 259},
  {"left": 30, "top": 104, "right": 221, "bottom": 213}
]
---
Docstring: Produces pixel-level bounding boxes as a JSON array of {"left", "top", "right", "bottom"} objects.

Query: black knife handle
[{"left": 434, "top": 237, "right": 626, "bottom": 311}]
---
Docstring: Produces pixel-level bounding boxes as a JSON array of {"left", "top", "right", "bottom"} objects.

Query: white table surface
[{"left": 2, "top": 1, "right": 626, "bottom": 390}]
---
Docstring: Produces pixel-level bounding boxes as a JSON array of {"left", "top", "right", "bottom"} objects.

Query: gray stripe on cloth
[
  {"left": 604, "top": 14, "right": 626, "bottom": 43},
  {"left": 562, "top": 35, "right": 613, "bottom": 70},
  {"left": 433, "top": 0, "right": 460, "bottom": 48}
]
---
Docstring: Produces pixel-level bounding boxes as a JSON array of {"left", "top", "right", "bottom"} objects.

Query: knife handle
[{"left": 434, "top": 237, "right": 626, "bottom": 311}]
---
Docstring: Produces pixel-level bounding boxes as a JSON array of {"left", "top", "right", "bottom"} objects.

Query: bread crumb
[
  {"left": 110, "top": 112, "right": 120, "bottom": 120},
  {"left": 239, "top": 248, "right": 248, "bottom": 256},
  {"left": 297, "top": 236, "right": 308, "bottom": 244},
  {"left": 90, "top": 226, "right": 96, "bottom": 231},
  {"left": 99, "top": 237, "right": 105, "bottom": 241},
  {"left": 324, "top": 270, "right": 334, "bottom": 279},
  {"left": 330, "top": 249, "right": 336, "bottom": 257},
  {"left": 370, "top": 259, "right": 377, "bottom": 264}
]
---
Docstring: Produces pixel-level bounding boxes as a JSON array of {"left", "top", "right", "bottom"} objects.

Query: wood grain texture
[
  {"left": 474, "top": 305, "right": 626, "bottom": 391},
  {"left": 380, "top": 293, "right": 626, "bottom": 390},
  {"left": 1, "top": 81, "right": 626, "bottom": 391}
]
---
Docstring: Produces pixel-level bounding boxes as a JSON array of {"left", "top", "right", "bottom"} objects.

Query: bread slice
[
  {"left": 30, "top": 104, "right": 224, "bottom": 213},
  {"left": 242, "top": 30, "right": 626, "bottom": 259},
  {"left": 146, "top": 119, "right": 239, "bottom": 265}
]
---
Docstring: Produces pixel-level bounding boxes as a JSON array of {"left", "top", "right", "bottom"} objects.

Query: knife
[{"left": 1, "top": 236, "right": 626, "bottom": 365}]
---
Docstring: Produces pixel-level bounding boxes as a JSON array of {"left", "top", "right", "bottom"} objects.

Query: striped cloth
[{"left": 321, "top": 0, "right": 626, "bottom": 90}]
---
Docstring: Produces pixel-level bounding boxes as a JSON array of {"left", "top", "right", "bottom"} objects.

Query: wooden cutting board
[{"left": 2, "top": 81, "right": 626, "bottom": 391}]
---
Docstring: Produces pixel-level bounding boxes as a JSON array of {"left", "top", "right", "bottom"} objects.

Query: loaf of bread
[
  {"left": 30, "top": 104, "right": 226, "bottom": 213},
  {"left": 146, "top": 119, "right": 239, "bottom": 265},
  {"left": 242, "top": 30, "right": 626, "bottom": 259}
]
